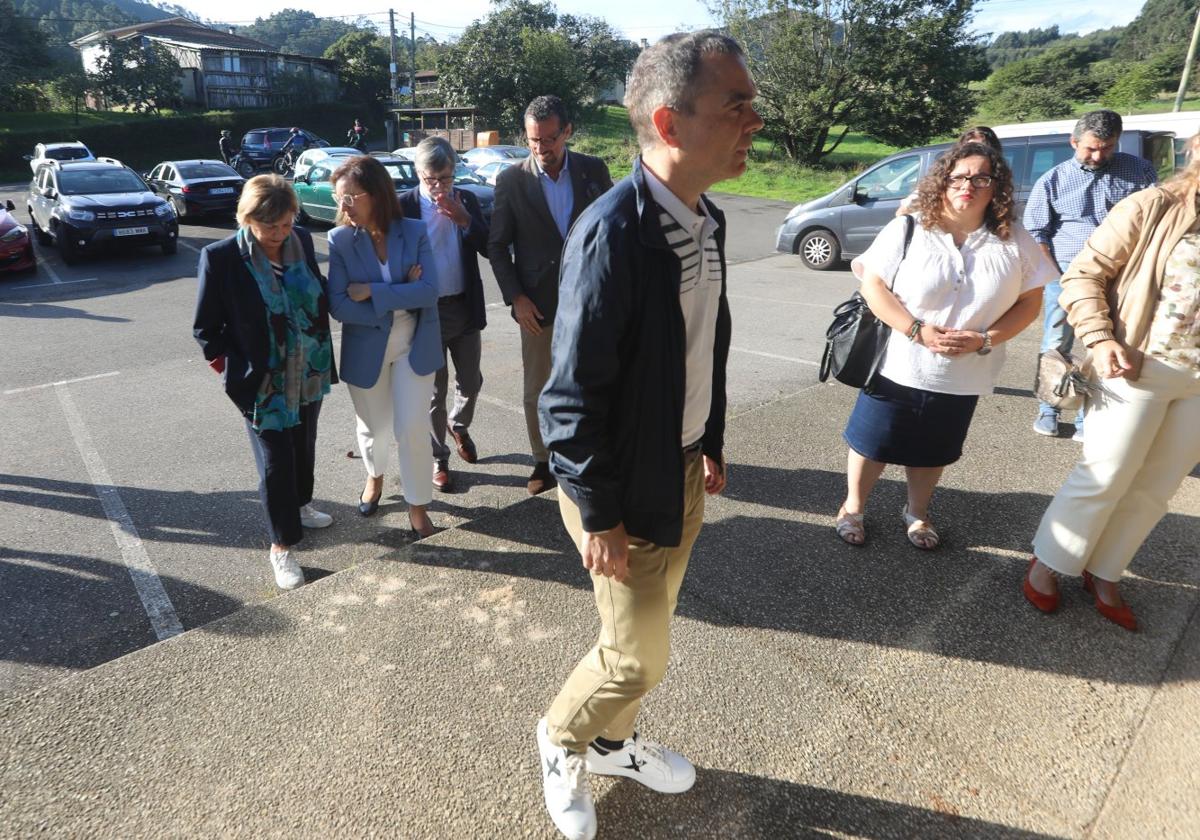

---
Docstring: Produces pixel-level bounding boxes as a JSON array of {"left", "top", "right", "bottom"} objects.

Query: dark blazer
[
  {"left": 398, "top": 186, "right": 489, "bottom": 332},
  {"left": 538, "top": 157, "right": 731, "bottom": 548},
  {"left": 487, "top": 149, "right": 613, "bottom": 323},
  {"left": 193, "top": 227, "right": 337, "bottom": 413}
]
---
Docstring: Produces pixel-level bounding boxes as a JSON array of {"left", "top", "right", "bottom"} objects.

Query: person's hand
[
  {"left": 703, "top": 454, "right": 726, "bottom": 495},
  {"left": 916, "top": 323, "right": 952, "bottom": 353},
  {"left": 406, "top": 263, "right": 423, "bottom": 282},
  {"left": 581, "top": 524, "right": 629, "bottom": 582},
  {"left": 939, "top": 329, "right": 987, "bottom": 356},
  {"left": 512, "top": 294, "right": 544, "bottom": 336},
  {"left": 347, "top": 282, "right": 372, "bottom": 302},
  {"left": 1089, "top": 339, "right": 1133, "bottom": 379},
  {"left": 433, "top": 190, "right": 471, "bottom": 228}
]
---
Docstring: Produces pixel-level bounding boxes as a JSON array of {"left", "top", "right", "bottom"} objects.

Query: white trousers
[
  {"left": 347, "top": 314, "right": 435, "bottom": 506},
  {"left": 1033, "top": 355, "right": 1200, "bottom": 582}
]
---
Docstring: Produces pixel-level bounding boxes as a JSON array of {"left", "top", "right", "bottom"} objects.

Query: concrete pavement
[{"left": 2, "top": 254, "right": 1197, "bottom": 838}]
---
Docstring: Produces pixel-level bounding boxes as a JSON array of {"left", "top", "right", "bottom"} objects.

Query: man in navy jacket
[{"left": 533, "top": 31, "right": 763, "bottom": 840}]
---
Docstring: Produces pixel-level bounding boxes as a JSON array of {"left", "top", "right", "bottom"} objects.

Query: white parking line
[
  {"left": 476, "top": 394, "right": 525, "bottom": 415},
  {"left": 728, "top": 294, "right": 835, "bottom": 310},
  {"left": 6, "top": 276, "right": 99, "bottom": 291},
  {"left": 730, "top": 346, "right": 820, "bottom": 367},
  {"left": 40, "top": 260, "right": 65, "bottom": 285},
  {"left": 178, "top": 240, "right": 202, "bottom": 254},
  {"left": 3, "top": 371, "right": 121, "bottom": 396},
  {"left": 55, "top": 384, "right": 184, "bottom": 641}
]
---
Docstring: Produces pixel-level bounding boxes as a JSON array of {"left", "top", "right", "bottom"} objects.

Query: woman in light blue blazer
[{"left": 327, "top": 156, "right": 443, "bottom": 537}]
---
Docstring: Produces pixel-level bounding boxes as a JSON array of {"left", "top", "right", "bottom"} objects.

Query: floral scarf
[{"left": 237, "top": 227, "right": 333, "bottom": 431}]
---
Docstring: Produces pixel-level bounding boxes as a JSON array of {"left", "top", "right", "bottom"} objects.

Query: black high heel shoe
[{"left": 358, "top": 487, "right": 382, "bottom": 517}]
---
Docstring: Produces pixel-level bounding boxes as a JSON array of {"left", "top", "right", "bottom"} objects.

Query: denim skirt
[{"left": 843, "top": 375, "right": 979, "bottom": 468}]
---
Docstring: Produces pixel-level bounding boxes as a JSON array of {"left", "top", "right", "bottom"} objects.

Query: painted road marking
[
  {"left": 41, "top": 261, "right": 64, "bottom": 284},
  {"left": 476, "top": 394, "right": 525, "bottom": 415},
  {"left": 4, "top": 371, "right": 121, "bottom": 396},
  {"left": 5, "top": 276, "right": 100, "bottom": 291},
  {"left": 728, "top": 294, "right": 836, "bottom": 309},
  {"left": 729, "top": 346, "right": 820, "bottom": 367},
  {"left": 55, "top": 384, "right": 184, "bottom": 641}
]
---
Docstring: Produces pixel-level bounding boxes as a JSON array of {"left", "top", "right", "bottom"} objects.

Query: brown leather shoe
[
  {"left": 527, "top": 461, "right": 552, "bottom": 495},
  {"left": 432, "top": 462, "right": 453, "bottom": 492},
  {"left": 448, "top": 426, "right": 478, "bottom": 464}
]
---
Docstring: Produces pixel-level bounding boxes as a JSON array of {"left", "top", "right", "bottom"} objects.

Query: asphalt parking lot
[{"left": 0, "top": 182, "right": 819, "bottom": 698}]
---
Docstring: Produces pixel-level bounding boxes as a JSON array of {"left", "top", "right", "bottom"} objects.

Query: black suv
[
  {"left": 27, "top": 158, "right": 179, "bottom": 264},
  {"left": 235, "top": 127, "right": 328, "bottom": 177}
]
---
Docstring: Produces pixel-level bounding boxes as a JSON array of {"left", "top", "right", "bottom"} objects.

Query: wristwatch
[{"left": 977, "top": 331, "right": 993, "bottom": 355}]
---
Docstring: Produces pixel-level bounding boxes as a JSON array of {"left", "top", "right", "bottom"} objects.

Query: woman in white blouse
[
  {"left": 1023, "top": 134, "right": 1200, "bottom": 631},
  {"left": 836, "top": 142, "right": 1055, "bottom": 549}
]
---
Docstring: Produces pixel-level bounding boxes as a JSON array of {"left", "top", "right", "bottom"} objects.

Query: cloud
[{"left": 972, "top": 3, "right": 1143, "bottom": 39}]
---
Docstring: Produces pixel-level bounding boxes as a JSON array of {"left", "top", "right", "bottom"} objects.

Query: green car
[{"left": 293, "top": 156, "right": 418, "bottom": 224}]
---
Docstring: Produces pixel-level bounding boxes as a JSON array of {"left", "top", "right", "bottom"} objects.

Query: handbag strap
[{"left": 888, "top": 215, "right": 915, "bottom": 293}]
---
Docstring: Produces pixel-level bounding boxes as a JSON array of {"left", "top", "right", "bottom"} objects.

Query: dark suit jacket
[
  {"left": 487, "top": 150, "right": 613, "bottom": 323},
  {"left": 398, "top": 186, "right": 490, "bottom": 332},
  {"left": 193, "top": 227, "right": 337, "bottom": 414}
]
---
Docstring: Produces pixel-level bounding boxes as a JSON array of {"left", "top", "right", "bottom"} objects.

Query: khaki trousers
[
  {"left": 521, "top": 326, "right": 553, "bottom": 463},
  {"left": 1033, "top": 355, "right": 1200, "bottom": 581},
  {"left": 546, "top": 451, "right": 705, "bottom": 753}
]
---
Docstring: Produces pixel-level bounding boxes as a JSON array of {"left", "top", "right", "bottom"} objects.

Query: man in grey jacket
[{"left": 487, "top": 95, "right": 613, "bottom": 495}]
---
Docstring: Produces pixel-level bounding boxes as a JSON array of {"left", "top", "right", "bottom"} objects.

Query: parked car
[
  {"left": 27, "top": 158, "right": 178, "bottom": 264},
  {"left": 0, "top": 199, "right": 36, "bottom": 275},
  {"left": 775, "top": 129, "right": 1177, "bottom": 270},
  {"left": 233, "top": 128, "right": 329, "bottom": 178},
  {"left": 460, "top": 145, "right": 529, "bottom": 170},
  {"left": 389, "top": 147, "right": 417, "bottom": 161},
  {"left": 293, "top": 147, "right": 361, "bottom": 181},
  {"left": 472, "top": 159, "right": 516, "bottom": 186},
  {"left": 293, "top": 155, "right": 420, "bottom": 224},
  {"left": 144, "top": 159, "right": 244, "bottom": 221},
  {"left": 24, "top": 141, "right": 95, "bottom": 174}
]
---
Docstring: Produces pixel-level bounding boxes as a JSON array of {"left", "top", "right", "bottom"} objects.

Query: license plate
[
  {"left": 210, "top": 187, "right": 235, "bottom": 195},
  {"left": 114, "top": 226, "right": 149, "bottom": 237}
]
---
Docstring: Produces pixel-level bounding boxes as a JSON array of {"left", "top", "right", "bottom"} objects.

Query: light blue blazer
[{"left": 327, "top": 218, "right": 443, "bottom": 388}]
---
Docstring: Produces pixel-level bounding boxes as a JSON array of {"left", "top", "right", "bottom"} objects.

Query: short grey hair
[
  {"left": 414, "top": 136, "right": 456, "bottom": 175},
  {"left": 624, "top": 30, "right": 745, "bottom": 150},
  {"left": 1073, "top": 110, "right": 1123, "bottom": 142}
]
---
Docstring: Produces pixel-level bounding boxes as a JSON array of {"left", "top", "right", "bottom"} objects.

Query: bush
[{"left": 982, "top": 85, "right": 1074, "bottom": 122}]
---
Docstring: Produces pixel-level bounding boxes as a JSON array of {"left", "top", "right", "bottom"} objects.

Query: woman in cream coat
[
  {"left": 1024, "top": 135, "right": 1200, "bottom": 631},
  {"left": 326, "top": 156, "right": 442, "bottom": 537}
]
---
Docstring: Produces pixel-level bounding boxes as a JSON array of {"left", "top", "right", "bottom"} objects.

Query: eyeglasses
[
  {"left": 335, "top": 191, "right": 368, "bottom": 207},
  {"left": 420, "top": 174, "right": 454, "bottom": 187},
  {"left": 946, "top": 174, "right": 994, "bottom": 189},
  {"left": 527, "top": 130, "right": 564, "bottom": 148}
]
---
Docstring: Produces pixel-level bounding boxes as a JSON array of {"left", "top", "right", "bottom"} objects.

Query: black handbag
[{"left": 819, "top": 215, "right": 915, "bottom": 388}]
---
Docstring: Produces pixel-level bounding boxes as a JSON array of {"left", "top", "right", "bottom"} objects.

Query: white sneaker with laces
[
  {"left": 269, "top": 548, "right": 304, "bottom": 590},
  {"left": 585, "top": 732, "right": 696, "bottom": 794},
  {"left": 536, "top": 718, "right": 596, "bottom": 840},
  {"left": 299, "top": 503, "right": 333, "bottom": 529}
]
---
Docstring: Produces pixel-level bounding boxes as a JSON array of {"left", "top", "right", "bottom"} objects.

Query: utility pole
[
  {"left": 1174, "top": 3, "right": 1200, "bottom": 111},
  {"left": 410, "top": 12, "right": 418, "bottom": 110},
  {"left": 388, "top": 9, "right": 399, "bottom": 149}
]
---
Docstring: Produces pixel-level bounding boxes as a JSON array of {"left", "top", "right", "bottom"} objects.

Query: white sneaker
[
  {"left": 586, "top": 732, "right": 696, "bottom": 794},
  {"left": 299, "top": 504, "right": 332, "bottom": 529},
  {"left": 269, "top": 548, "right": 304, "bottom": 590},
  {"left": 536, "top": 718, "right": 596, "bottom": 840}
]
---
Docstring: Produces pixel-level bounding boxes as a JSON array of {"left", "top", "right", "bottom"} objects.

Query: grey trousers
[{"left": 430, "top": 294, "right": 483, "bottom": 463}]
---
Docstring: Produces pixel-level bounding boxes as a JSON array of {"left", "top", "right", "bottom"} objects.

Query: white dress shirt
[{"left": 418, "top": 185, "right": 465, "bottom": 297}]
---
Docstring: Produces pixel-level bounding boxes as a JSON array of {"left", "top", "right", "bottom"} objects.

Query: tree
[
  {"left": 437, "top": 0, "right": 638, "bottom": 133},
  {"left": 92, "top": 36, "right": 183, "bottom": 114},
  {"left": 713, "top": 0, "right": 986, "bottom": 164},
  {"left": 323, "top": 30, "right": 391, "bottom": 115},
  {"left": 237, "top": 9, "right": 376, "bottom": 57},
  {"left": 1101, "top": 64, "right": 1162, "bottom": 114},
  {"left": 50, "top": 69, "right": 98, "bottom": 123},
  {"left": 982, "top": 85, "right": 1073, "bottom": 122},
  {"left": 0, "top": 0, "right": 51, "bottom": 110}
]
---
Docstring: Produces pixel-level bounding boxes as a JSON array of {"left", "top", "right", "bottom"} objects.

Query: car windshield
[
  {"left": 454, "top": 164, "right": 485, "bottom": 185},
  {"left": 47, "top": 147, "right": 90, "bottom": 161},
  {"left": 384, "top": 161, "right": 418, "bottom": 186},
  {"left": 58, "top": 169, "right": 147, "bottom": 195},
  {"left": 177, "top": 163, "right": 239, "bottom": 179}
]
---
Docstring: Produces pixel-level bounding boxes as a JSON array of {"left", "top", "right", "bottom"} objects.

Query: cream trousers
[{"left": 1033, "top": 355, "right": 1200, "bottom": 582}]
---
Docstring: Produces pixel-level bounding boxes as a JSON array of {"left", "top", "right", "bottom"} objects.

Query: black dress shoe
[{"left": 358, "top": 489, "right": 382, "bottom": 516}]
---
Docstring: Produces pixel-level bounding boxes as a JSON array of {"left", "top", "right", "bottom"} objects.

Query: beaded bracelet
[{"left": 907, "top": 319, "right": 924, "bottom": 342}]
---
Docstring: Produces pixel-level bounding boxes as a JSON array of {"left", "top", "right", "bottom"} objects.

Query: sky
[{"left": 174, "top": 0, "right": 1146, "bottom": 44}]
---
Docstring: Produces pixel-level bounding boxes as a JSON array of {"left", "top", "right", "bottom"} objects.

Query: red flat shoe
[
  {"left": 1023, "top": 558, "right": 1060, "bottom": 613},
  {"left": 1083, "top": 572, "right": 1137, "bottom": 632}
]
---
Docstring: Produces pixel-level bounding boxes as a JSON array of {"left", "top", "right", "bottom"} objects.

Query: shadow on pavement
[
  {"left": 596, "top": 768, "right": 1064, "bottom": 838},
  {"left": 0, "top": 302, "right": 130, "bottom": 322}
]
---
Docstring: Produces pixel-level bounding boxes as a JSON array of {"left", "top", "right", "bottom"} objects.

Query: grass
[{"left": 0, "top": 108, "right": 198, "bottom": 133}]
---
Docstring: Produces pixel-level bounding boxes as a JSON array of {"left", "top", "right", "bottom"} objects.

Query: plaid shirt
[{"left": 1022, "top": 152, "right": 1158, "bottom": 271}]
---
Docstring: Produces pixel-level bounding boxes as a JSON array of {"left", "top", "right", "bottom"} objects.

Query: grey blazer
[{"left": 487, "top": 150, "right": 613, "bottom": 324}]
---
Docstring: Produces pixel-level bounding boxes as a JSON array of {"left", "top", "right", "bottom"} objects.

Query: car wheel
[
  {"left": 237, "top": 160, "right": 255, "bottom": 178},
  {"left": 58, "top": 229, "right": 80, "bottom": 265},
  {"left": 161, "top": 239, "right": 178, "bottom": 256},
  {"left": 798, "top": 229, "right": 841, "bottom": 271},
  {"left": 28, "top": 209, "right": 52, "bottom": 245}
]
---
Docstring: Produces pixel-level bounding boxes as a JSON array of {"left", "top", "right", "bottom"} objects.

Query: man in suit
[
  {"left": 488, "top": 95, "right": 613, "bottom": 495},
  {"left": 400, "top": 136, "right": 490, "bottom": 491}
]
